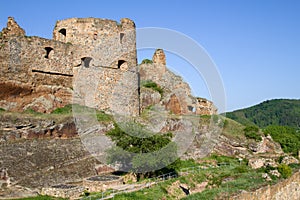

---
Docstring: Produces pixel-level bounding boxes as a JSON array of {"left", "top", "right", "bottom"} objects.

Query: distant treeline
[{"left": 225, "top": 99, "right": 300, "bottom": 129}]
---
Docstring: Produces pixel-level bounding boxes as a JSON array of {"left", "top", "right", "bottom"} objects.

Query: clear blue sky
[{"left": 1, "top": 0, "right": 299, "bottom": 112}]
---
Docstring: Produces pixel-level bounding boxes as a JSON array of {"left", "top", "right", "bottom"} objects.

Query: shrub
[
  {"left": 244, "top": 125, "right": 259, "bottom": 133},
  {"left": 244, "top": 125, "right": 261, "bottom": 141},
  {"left": 277, "top": 164, "right": 292, "bottom": 179},
  {"left": 264, "top": 125, "right": 300, "bottom": 156},
  {"left": 141, "top": 59, "right": 153, "bottom": 64},
  {"left": 0, "top": 108, "right": 5, "bottom": 112},
  {"left": 142, "top": 80, "right": 163, "bottom": 96},
  {"left": 245, "top": 131, "right": 262, "bottom": 141},
  {"left": 106, "top": 122, "right": 177, "bottom": 179}
]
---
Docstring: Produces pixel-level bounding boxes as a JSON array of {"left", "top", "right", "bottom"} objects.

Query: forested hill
[{"left": 225, "top": 99, "right": 300, "bottom": 129}]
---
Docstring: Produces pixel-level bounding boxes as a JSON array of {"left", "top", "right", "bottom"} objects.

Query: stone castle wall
[
  {"left": 0, "top": 17, "right": 214, "bottom": 116},
  {"left": 0, "top": 17, "right": 138, "bottom": 115},
  {"left": 53, "top": 17, "right": 137, "bottom": 69},
  {"left": 231, "top": 170, "right": 300, "bottom": 200}
]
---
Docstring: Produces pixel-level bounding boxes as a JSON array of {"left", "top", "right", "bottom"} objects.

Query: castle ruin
[{"left": 0, "top": 17, "right": 216, "bottom": 116}]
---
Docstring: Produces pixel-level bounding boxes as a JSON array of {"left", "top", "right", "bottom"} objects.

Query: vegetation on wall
[
  {"left": 142, "top": 80, "right": 163, "bottom": 96},
  {"left": 140, "top": 59, "right": 153, "bottom": 64}
]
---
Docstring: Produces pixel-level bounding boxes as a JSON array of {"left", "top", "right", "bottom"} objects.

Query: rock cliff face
[
  {"left": 0, "top": 113, "right": 78, "bottom": 141},
  {"left": 0, "top": 113, "right": 117, "bottom": 192}
]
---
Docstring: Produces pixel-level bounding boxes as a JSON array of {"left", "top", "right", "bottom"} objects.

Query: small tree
[
  {"left": 264, "top": 125, "right": 300, "bottom": 156},
  {"left": 278, "top": 164, "right": 292, "bottom": 179},
  {"left": 244, "top": 125, "right": 261, "bottom": 141},
  {"left": 106, "top": 122, "right": 178, "bottom": 180}
]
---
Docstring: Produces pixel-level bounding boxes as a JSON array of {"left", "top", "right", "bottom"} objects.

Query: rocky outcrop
[
  {"left": 0, "top": 82, "right": 72, "bottom": 113},
  {"left": 152, "top": 49, "right": 166, "bottom": 65},
  {"left": 248, "top": 157, "right": 278, "bottom": 169},
  {"left": 139, "top": 49, "right": 216, "bottom": 116},
  {"left": 253, "top": 135, "right": 283, "bottom": 154},
  {"left": 140, "top": 87, "right": 161, "bottom": 112},
  {"left": 281, "top": 156, "right": 299, "bottom": 165},
  {"left": 212, "top": 134, "right": 250, "bottom": 158},
  {"left": 166, "top": 94, "right": 182, "bottom": 114},
  {"left": 0, "top": 114, "right": 78, "bottom": 141},
  {"left": 166, "top": 180, "right": 189, "bottom": 199},
  {"left": 0, "top": 138, "right": 101, "bottom": 188}
]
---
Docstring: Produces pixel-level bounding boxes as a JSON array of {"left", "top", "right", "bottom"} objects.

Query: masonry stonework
[
  {"left": 0, "top": 17, "right": 138, "bottom": 115},
  {"left": 0, "top": 17, "right": 215, "bottom": 116}
]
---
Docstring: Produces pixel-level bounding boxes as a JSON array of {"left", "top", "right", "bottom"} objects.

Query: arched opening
[
  {"left": 120, "top": 33, "right": 125, "bottom": 44},
  {"left": 81, "top": 57, "right": 93, "bottom": 68},
  {"left": 58, "top": 28, "right": 67, "bottom": 42},
  {"left": 58, "top": 28, "right": 66, "bottom": 37},
  {"left": 44, "top": 47, "right": 53, "bottom": 59},
  {"left": 94, "top": 32, "right": 98, "bottom": 40},
  {"left": 187, "top": 105, "right": 196, "bottom": 113},
  {"left": 118, "top": 60, "right": 128, "bottom": 70}
]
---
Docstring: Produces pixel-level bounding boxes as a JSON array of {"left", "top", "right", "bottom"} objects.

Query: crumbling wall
[
  {"left": 0, "top": 36, "right": 75, "bottom": 86},
  {"left": 0, "top": 17, "right": 139, "bottom": 114},
  {"left": 53, "top": 17, "right": 137, "bottom": 69},
  {"left": 196, "top": 98, "right": 217, "bottom": 115},
  {"left": 1, "top": 17, "right": 25, "bottom": 38},
  {"left": 231, "top": 171, "right": 300, "bottom": 200}
]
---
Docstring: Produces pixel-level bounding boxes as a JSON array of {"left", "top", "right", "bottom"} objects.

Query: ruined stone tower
[
  {"left": 53, "top": 17, "right": 137, "bottom": 69},
  {"left": 0, "top": 17, "right": 139, "bottom": 115}
]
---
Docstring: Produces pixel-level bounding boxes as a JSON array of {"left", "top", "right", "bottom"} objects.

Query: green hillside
[{"left": 225, "top": 99, "right": 300, "bottom": 129}]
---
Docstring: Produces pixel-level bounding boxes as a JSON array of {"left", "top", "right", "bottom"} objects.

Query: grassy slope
[{"left": 4, "top": 107, "right": 299, "bottom": 200}]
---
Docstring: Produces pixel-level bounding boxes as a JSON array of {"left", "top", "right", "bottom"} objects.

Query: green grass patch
[
  {"left": 51, "top": 104, "right": 73, "bottom": 114},
  {"left": 111, "top": 155, "right": 270, "bottom": 200},
  {"left": 51, "top": 104, "right": 112, "bottom": 122},
  {"left": 142, "top": 80, "right": 163, "bottom": 96},
  {"left": 11, "top": 195, "right": 66, "bottom": 200},
  {"left": 96, "top": 110, "right": 112, "bottom": 122},
  {"left": 23, "top": 108, "right": 43, "bottom": 115}
]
